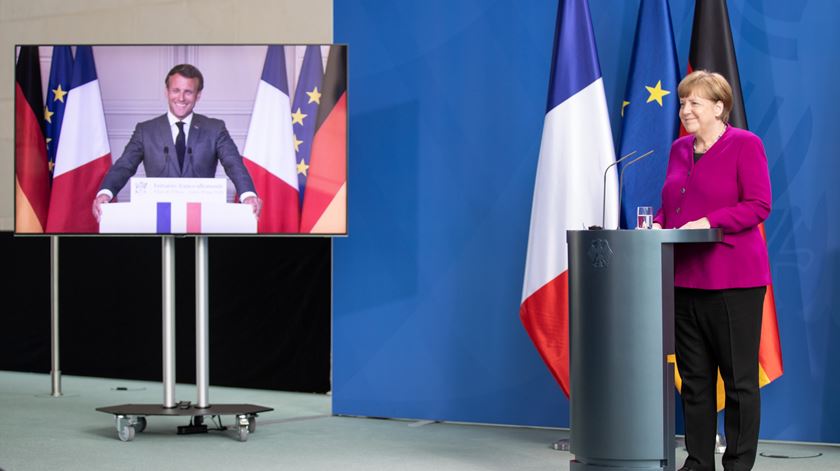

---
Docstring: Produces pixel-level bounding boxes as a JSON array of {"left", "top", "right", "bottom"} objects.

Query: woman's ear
[{"left": 715, "top": 101, "right": 724, "bottom": 119}]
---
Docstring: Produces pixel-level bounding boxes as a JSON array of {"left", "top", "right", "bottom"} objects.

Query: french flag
[
  {"left": 520, "top": 0, "right": 618, "bottom": 397},
  {"left": 46, "top": 46, "right": 112, "bottom": 233},
  {"left": 156, "top": 202, "right": 203, "bottom": 234},
  {"left": 242, "top": 46, "right": 300, "bottom": 233}
]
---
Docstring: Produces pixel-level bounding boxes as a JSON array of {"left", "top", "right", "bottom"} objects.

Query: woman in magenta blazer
[{"left": 653, "top": 71, "right": 771, "bottom": 471}]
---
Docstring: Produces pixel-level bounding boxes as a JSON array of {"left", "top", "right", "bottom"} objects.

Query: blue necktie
[{"left": 175, "top": 121, "right": 186, "bottom": 169}]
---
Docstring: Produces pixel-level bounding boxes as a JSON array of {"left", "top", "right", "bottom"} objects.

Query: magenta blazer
[{"left": 654, "top": 126, "right": 772, "bottom": 289}]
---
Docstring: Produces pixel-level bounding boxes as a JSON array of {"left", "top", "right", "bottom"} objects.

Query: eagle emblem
[{"left": 587, "top": 239, "right": 613, "bottom": 268}]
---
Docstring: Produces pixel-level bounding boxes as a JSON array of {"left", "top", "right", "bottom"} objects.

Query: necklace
[{"left": 693, "top": 124, "right": 727, "bottom": 153}]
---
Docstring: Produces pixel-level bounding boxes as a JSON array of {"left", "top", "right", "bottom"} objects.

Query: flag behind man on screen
[
  {"left": 291, "top": 45, "right": 324, "bottom": 208},
  {"left": 44, "top": 46, "right": 74, "bottom": 183},
  {"left": 46, "top": 46, "right": 112, "bottom": 233},
  {"left": 242, "top": 45, "right": 301, "bottom": 233},
  {"left": 300, "top": 45, "right": 347, "bottom": 234},
  {"left": 14, "top": 46, "right": 50, "bottom": 233}
]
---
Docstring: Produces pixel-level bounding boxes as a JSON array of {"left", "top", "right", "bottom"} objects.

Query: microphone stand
[
  {"left": 592, "top": 150, "right": 637, "bottom": 230},
  {"left": 617, "top": 149, "right": 655, "bottom": 229}
]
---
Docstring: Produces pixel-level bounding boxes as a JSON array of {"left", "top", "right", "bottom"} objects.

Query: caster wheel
[
  {"left": 118, "top": 424, "right": 135, "bottom": 442},
  {"left": 248, "top": 417, "right": 256, "bottom": 433},
  {"left": 238, "top": 425, "right": 249, "bottom": 442},
  {"left": 135, "top": 417, "right": 147, "bottom": 433},
  {"left": 115, "top": 415, "right": 136, "bottom": 442}
]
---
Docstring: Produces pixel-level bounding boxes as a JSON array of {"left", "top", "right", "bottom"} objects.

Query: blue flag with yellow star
[
  {"left": 617, "top": 0, "right": 680, "bottom": 228},
  {"left": 291, "top": 45, "right": 324, "bottom": 206},
  {"left": 44, "top": 46, "right": 74, "bottom": 181}
]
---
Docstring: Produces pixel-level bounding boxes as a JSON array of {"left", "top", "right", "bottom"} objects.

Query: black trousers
[{"left": 675, "top": 286, "right": 766, "bottom": 471}]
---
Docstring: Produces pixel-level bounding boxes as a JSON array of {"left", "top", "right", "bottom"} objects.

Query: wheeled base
[{"left": 97, "top": 403, "right": 272, "bottom": 442}]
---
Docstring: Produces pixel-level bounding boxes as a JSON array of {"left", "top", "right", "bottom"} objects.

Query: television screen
[{"left": 14, "top": 44, "right": 347, "bottom": 235}]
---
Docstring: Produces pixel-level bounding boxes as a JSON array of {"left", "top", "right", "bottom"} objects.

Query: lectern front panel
[{"left": 567, "top": 229, "right": 720, "bottom": 471}]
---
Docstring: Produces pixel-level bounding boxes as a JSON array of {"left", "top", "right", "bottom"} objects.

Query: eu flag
[
  {"left": 45, "top": 46, "right": 74, "bottom": 181},
  {"left": 617, "top": 0, "right": 680, "bottom": 228},
  {"left": 291, "top": 46, "right": 324, "bottom": 206}
]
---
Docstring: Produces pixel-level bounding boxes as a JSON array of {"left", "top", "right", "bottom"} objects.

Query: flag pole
[{"left": 50, "top": 235, "right": 62, "bottom": 397}]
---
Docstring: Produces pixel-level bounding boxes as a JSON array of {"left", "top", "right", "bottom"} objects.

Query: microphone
[
  {"left": 592, "top": 150, "right": 638, "bottom": 230},
  {"left": 188, "top": 147, "right": 193, "bottom": 170},
  {"left": 163, "top": 146, "right": 170, "bottom": 170},
  {"left": 617, "top": 149, "right": 655, "bottom": 229}
]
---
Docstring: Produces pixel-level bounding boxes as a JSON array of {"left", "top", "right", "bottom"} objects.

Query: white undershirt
[{"left": 167, "top": 111, "right": 193, "bottom": 144}]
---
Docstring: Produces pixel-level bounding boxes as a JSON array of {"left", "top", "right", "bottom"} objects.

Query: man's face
[{"left": 166, "top": 73, "right": 201, "bottom": 119}]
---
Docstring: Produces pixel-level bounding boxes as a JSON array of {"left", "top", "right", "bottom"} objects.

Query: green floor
[{"left": 0, "top": 371, "right": 836, "bottom": 471}]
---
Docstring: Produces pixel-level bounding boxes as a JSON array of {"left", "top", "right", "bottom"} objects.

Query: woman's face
[{"left": 679, "top": 92, "right": 723, "bottom": 135}]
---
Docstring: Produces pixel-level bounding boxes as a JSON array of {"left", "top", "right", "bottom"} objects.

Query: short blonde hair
[{"left": 678, "top": 70, "right": 733, "bottom": 124}]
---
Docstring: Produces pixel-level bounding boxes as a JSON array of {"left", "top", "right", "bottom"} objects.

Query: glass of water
[{"left": 637, "top": 206, "right": 653, "bottom": 230}]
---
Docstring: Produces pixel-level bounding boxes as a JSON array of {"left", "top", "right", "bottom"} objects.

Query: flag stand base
[{"left": 552, "top": 438, "right": 570, "bottom": 451}]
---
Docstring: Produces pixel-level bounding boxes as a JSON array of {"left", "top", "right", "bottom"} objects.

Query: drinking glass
[{"left": 636, "top": 206, "right": 653, "bottom": 230}]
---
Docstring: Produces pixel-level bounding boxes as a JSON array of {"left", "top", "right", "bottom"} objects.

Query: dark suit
[{"left": 100, "top": 113, "right": 255, "bottom": 196}]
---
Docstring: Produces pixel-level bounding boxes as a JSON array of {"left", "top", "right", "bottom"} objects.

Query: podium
[
  {"left": 567, "top": 229, "right": 722, "bottom": 471},
  {"left": 99, "top": 177, "right": 256, "bottom": 234}
]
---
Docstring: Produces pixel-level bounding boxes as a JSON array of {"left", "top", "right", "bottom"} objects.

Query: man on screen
[{"left": 92, "top": 64, "right": 261, "bottom": 220}]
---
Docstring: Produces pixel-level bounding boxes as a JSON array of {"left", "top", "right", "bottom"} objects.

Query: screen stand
[
  {"left": 162, "top": 236, "right": 176, "bottom": 408},
  {"left": 97, "top": 235, "right": 272, "bottom": 442},
  {"left": 195, "top": 236, "right": 209, "bottom": 409},
  {"left": 50, "top": 235, "right": 62, "bottom": 397}
]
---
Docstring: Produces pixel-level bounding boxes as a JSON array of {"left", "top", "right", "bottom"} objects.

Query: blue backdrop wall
[{"left": 333, "top": 0, "right": 840, "bottom": 443}]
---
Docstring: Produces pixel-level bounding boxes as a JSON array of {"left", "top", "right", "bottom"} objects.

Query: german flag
[
  {"left": 676, "top": 0, "right": 783, "bottom": 411},
  {"left": 686, "top": 0, "right": 748, "bottom": 130},
  {"left": 14, "top": 46, "right": 50, "bottom": 233},
  {"left": 300, "top": 45, "right": 347, "bottom": 234}
]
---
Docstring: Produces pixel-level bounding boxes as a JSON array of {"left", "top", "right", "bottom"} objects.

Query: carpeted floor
[{"left": 0, "top": 371, "right": 836, "bottom": 471}]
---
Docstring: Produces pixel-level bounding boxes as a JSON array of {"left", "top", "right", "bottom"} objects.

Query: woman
[{"left": 652, "top": 70, "right": 772, "bottom": 471}]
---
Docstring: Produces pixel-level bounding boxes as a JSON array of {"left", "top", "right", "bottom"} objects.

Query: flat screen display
[{"left": 14, "top": 44, "right": 347, "bottom": 235}]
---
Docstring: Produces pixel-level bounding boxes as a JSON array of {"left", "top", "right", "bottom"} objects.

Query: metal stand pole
[
  {"left": 195, "top": 236, "right": 209, "bottom": 409},
  {"left": 50, "top": 236, "right": 62, "bottom": 397},
  {"left": 162, "top": 236, "right": 176, "bottom": 408}
]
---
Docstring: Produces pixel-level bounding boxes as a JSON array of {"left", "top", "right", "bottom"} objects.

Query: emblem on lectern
[{"left": 587, "top": 239, "right": 613, "bottom": 268}]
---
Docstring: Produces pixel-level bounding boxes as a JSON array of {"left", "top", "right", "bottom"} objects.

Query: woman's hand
[
  {"left": 652, "top": 222, "right": 662, "bottom": 230},
  {"left": 679, "top": 217, "right": 711, "bottom": 230}
]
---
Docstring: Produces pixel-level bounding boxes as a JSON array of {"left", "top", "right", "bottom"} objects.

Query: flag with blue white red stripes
[
  {"left": 520, "top": 0, "right": 618, "bottom": 397},
  {"left": 242, "top": 45, "right": 301, "bottom": 233},
  {"left": 47, "top": 46, "right": 112, "bottom": 233}
]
